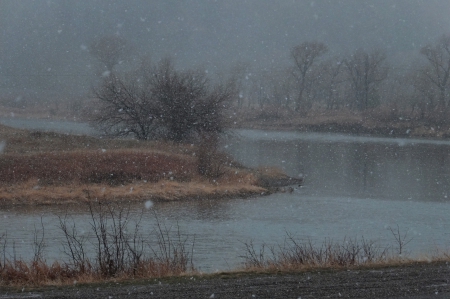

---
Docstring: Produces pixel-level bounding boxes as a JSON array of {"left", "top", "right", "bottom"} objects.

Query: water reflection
[
  {"left": 227, "top": 130, "right": 450, "bottom": 202},
  {"left": 155, "top": 199, "right": 234, "bottom": 222},
  {"left": 0, "top": 117, "right": 98, "bottom": 136}
]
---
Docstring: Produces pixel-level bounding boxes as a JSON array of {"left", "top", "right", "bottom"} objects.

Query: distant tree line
[
  {"left": 230, "top": 41, "right": 389, "bottom": 114},
  {"left": 230, "top": 34, "right": 450, "bottom": 124}
]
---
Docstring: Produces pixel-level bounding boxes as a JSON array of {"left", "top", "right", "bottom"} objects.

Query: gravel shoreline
[{"left": 4, "top": 262, "right": 450, "bottom": 298}]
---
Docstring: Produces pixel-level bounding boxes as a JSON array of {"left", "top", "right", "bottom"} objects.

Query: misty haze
[
  {"left": 2, "top": 1, "right": 450, "bottom": 297},
  {"left": 1, "top": 0, "right": 450, "bottom": 110}
]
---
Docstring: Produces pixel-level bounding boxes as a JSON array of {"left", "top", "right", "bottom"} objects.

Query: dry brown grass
[
  {"left": 0, "top": 124, "right": 274, "bottom": 206},
  {"left": 0, "top": 261, "right": 84, "bottom": 286},
  {"left": 255, "top": 166, "right": 288, "bottom": 178},
  {"left": 0, "top": 149, "right": 195, "bottom": 186},
  {"left": 0, "top": 124, "right": 197, "bottom": 155},
  {"left": 0, "top": 258, "right": 194, "bottom": 287},
  {"left": 0, "top": 174, "right": 266, "bottom": 206},
  {"left": 239, "top": 234, "right": 441, "bottom": 273}
]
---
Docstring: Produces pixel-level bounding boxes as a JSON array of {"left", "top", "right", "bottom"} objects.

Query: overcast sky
[{"left": 1, "top": 0, "right": 450, "bottom": 95}]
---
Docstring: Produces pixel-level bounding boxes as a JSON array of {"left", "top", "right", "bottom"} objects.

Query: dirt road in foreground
[{"left": 3, "top": 262, "right": 450, "bottom": 298}]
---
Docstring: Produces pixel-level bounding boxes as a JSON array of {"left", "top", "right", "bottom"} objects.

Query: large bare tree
[
  {"left": 343, "top": 49, "right": 388, "bottom": 110},
  {"left": 91, "top": 58, "right": 234, "bottom": 142},
  {"left": 420, "top": 34, "right": 450, "bottom": 109},
  {"left": 291, "top": 41, "right": 328, "bottom": 112}
]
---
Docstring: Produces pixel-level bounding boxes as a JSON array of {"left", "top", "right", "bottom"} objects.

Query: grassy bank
[{"left": 0, "top": 124, "right": 296, "bottom": 206}]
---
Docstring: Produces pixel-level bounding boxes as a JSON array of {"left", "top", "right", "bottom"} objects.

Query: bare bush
[
  {"left": 57, "top": 201, "right": 195, "bottom": 279},
  {"left": 0, "top": 202, "right": 196, "bottom": 286},
  {"left": 91, "top": 58, "right": 235, "bottom": 142},
  {"left": 31, "top": 218, "right": 46, "bottom": 264},
  {"left": 388, "top": 225, "right": 413, "bottom": 257},
  {"left": 0, "top": 232, "right": 6, "bottom": 270},
  {"left": 149, "top": 213, "right": 195, "bottom": 275},
  {"left": 58, "top": 214, "right": 90, "bottom": 274},
  {"left": 241, "top": 233, "right": 391, "bottom": 270},
  {"left": 87, "top": 202, "right": 144, "bottom": 277}
]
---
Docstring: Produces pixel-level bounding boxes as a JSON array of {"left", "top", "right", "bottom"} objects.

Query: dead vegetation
[
  {"left": 241, "top": 236, "right": 390, "bottom": 271},
  {"left": 0, "top": 124, "right": 274, "bottom": 206},
  {"left": 0, "top": 177, "right": 266, "bottom": 206},
  {"left": 0, "top": 217, "right": 446, "bottom": 288},
  {"left": 240, "top": 226, "right": 423, "bottom": 272},
  {"left": 0, "top": 150, "right": 194, "bottom": 186},
  {"left": 0, "top": 202, "right": 195, "bottom": 286},
  {"left": 0, "top": 124, "right": 196, "bottom": 154}
]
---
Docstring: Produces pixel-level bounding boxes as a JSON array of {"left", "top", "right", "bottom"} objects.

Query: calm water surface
[{"left": 1, "top": 121, "right": 450, "bottom": 272}]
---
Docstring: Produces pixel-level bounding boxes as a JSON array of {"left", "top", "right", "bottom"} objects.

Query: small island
[{"left": 0, "top": 124, "right": 300, "bottom": 206}]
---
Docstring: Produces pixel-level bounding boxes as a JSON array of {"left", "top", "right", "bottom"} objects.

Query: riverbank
[
  {"left": 233, "top": 108, "right": 450, "bottom": 139},
  {"left": 0, "top": 124, "right": 300, "bottom": 206}
]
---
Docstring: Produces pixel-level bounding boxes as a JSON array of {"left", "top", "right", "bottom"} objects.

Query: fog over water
[{"left": 1, "top": 0, "right": 450, "bottom": 99}]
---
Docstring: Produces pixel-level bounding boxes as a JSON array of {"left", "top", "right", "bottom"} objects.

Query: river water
[{"left": 1, "top": 119, "right": 450, "bottom": 272}]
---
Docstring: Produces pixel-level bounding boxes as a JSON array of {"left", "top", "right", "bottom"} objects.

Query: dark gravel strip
[{"left": 2, "top": 262, "right": 450, "bottom": 299}]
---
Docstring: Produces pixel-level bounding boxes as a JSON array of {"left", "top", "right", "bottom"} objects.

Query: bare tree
[
  {"left": 420, "top": 34, "right": 450, "bottom": 110},
  {"left": 291, "top": 41, "right": 328, "bottom": 112},
  {"left": 343, "top": 49, "right": 388, "bottom": 110},
  {"left": 91, "top": 73, "right": 159, "bottom": 139},
  {"left": 91, "top": 58, "right": 234, "bottom": 142},
  {"left": 89, "top": 35, "right": 132, "bottom": 73}
]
